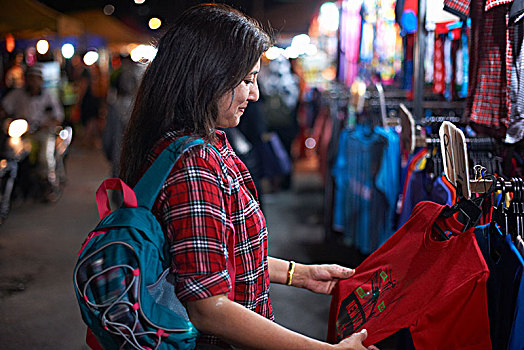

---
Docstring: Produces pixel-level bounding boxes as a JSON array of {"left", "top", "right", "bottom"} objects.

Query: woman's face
[{"left": 216, "top": 59, "right": 261, "bottom": 128}]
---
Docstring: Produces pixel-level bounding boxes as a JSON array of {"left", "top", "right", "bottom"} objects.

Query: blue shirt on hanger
[
  {"left": 474, "top": 224, "right": 524, "bottom": 350},
  {"left": 375, "top": 126, "right": 401, "bottom": 246},
  {"left": 332, "top": 124, "right": 388, "bottom": 254}
]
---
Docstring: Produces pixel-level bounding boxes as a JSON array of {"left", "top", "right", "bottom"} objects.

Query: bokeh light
[
  {"left": 61, "top": 43, "right": 75, "bottom": 59},
  {"left": 83, "top": 51, "right": 99, "bottom": 66},
  {"left": 265, "top": 46, "right": 283, "bottom": 60},
  {"left": 103, "top": 4, "right": 115, "bottom": 15},
  {"left": 6, "top": 34, "right": 15, "bottom": 53},
  {"left": 36, "top": 40, "right": 49, "bottom": 55},
  {"left": 148, "top": 17, "right": 161, "bottom": 30},
  {"left": 130, "top": 44, "right": 157, "bottom": 63},
  {"left": 319, "top": 2, "right": 340, "bottom": 33}
]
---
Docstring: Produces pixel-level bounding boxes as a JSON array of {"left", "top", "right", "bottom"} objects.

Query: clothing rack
[
  {"left": 400, "top": 103, "right": 498, "bottom": 152},
  {"left": 424, "top": 137, "right": 496, "bottom": 149},
  {"left": 423, "top": 115, "right": 463, "bottom": 124},
  {"left": 470, "top": 179, "right": 517, "bottom": 194}
]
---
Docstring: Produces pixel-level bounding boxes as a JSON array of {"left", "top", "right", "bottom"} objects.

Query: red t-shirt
[{"left": 328, "top": 201, "right": 491, "bottom": 349}]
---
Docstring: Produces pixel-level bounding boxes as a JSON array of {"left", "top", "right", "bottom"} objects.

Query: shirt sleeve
[
  {"left": 155, "top": 145, "right": 233, "bottom": 302},
  {"left": 409, "top": 273, "right": 491, "bottom": 350},
  {"left": 1, "top": 89, "right": 18, "bottom": 115}
]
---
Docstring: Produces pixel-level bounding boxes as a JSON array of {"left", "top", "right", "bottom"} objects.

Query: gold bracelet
[{"left": 285, "top": 260, "right": 296, "bottom": 286}]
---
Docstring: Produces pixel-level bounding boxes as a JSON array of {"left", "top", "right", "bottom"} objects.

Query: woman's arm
[
  {"left": 186, "top": 294, "right": 370, "bottom": 350},
  {"left": 268, "top": 257, "right": 291, "bottom": 284},
  {"left": 268, "top": 257, "right": 355, "bottom": 294}
]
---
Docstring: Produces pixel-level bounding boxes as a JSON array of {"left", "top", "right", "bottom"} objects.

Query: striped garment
[
  {"left": 470, "top": 0, "right": 512, "bottom": 129},
  {"left": 444, "top": 0, "right": 471, "bottom": 19},
  {"left": 150, "top": 130, "right": 273, "bottom": 346},
  {"left": 446, "top": 0, "right": 513, "bottom": 129}
]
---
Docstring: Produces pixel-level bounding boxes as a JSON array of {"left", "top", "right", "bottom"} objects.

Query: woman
[{"left": 120, "top": 4, "right": 375, "bottom": 349}]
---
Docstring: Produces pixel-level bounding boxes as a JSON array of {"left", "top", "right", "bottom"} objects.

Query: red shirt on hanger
[{"left": 328, "top": 201, "right": 491, "bottom": 349}]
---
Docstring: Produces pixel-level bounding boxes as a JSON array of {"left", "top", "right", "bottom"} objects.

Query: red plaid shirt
[
  {"left": 446, "top": 0, "right": 512, "bottom": 129},
  {"left": 469, "top": 0, "right": 512, "bottom": 129},
  {"left": 150, "top": 130, "right": 273, "bottom": 345}
]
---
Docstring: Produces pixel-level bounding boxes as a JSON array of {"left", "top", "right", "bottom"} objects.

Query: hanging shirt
[
  {"left": 328, "top": 201, "right": 491, "bottom": 349},
  {"left": 398, "top": 149, "right": 427, "bottom": 221},
  {"left": 441, "top": 174, "right": 458, "bottom": 203},
  {"left": 375, "top": 126, "right": 401, "bottom": 246},
  {"left": 510, "top": 0, "right": 524, "bottom": 23},
  {"left": 340, "top": 0, "right": 363, "bottom": 85},
  {"left": 447, "top": 0, "right": 513, "bottom": 129},
  {"left": 474, "top": 224, "right": 524, "bottom": 350},
  {"left": 403, "top": 34, "right": 415, "bottom": 93},
  {"left": 506, "top": 22, "right": 524, "bottom": 143},
  {"left": 433, "top": 175, "right": 454, "bottom": 206},
  {"left": 433, "top": 34, "right": 446, "bottom": 94},
  {"left": 395, "top": 0, "right": 406, "bottom": 24},
  {"left": 425, "top": 31, "right": 435, "bottom": 83},
  {"left": 398, "top": 169, "right": 453, "bottom": 228},
  {"left": 360, "top": 22, "right": 375, "bottom": 63},
  {"left": 397, "top": 169, "right": 432, "bottom": 228},
  {"left": 444, "top": 35, "right": 453, "bottom": 100},
  {"left": 455, "top": 32, "right": 464, "bottom": 88},
  {"left": 460, "top": 28, "right": 469, "bottom": 98},
  {"left": 332, "top": 125, "right": 388, "bottom": 253}
]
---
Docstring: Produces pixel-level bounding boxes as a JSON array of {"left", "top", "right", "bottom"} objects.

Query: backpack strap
[
  {"left": 134, "top": 136, "right": 204, "bottom": 209},
  {"left": 133, "top": 136, "right": 236, "bottom": 299},
  {"left": 96, "top": 178, "right": 138, "bottom": 220}
]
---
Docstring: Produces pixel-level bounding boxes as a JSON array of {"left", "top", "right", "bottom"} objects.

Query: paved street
[
  {"left": 0, "top": 146, "right": 109, "bottom": 349},
  {"left": 0, "top": 144, "right": 341, "bottom": 349}
]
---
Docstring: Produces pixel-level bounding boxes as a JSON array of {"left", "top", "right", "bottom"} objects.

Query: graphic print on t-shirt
[{"left": 336, "top": 267, "right": 397, "bottom": 340}]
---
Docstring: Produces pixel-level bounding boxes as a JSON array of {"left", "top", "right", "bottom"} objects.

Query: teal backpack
[{"left": 73, "top": 137, "right": 228, "bottom": 350}]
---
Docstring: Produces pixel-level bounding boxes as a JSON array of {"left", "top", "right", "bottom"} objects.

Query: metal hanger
[{"left": 491, "top": 177, "right": 508, "bottom": 235}]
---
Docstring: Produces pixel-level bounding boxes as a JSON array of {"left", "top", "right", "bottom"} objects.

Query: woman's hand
[
  {"left": 268, "top": 258, "right": 354, "bottom": 294},
  {"left": 294, "top": 263, "right": 354, "bottom": 294},
  {"left": 334, "top": 329, "right": 379, "bottom": 350}
]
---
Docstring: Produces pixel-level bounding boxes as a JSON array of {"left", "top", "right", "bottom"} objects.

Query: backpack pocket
[
  {"left": 146, "top": 268, "right": 190, "bottom": 322},
  {"left": 74, "top": 241, "right": 197, "bottom": 350}
]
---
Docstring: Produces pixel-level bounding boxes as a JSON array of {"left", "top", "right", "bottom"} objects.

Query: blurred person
[
  {"left": 259, "top": 56, "right": 300, "bottom": 190},
  {"left": 4, "top": 51, "right": 25, "bottom": 91},
  {"left": 1, "top": 64, "right": 64, "bottom": 194},
  {"left": 119, "top": 4, "right": 375, "bottom": 350},
  {"left": 78, "top": 68, "right": 101, "bottom": 147},
  {"left": 103, "top": 56, "right": 142, "bottom": 178},
  {"left": 103, "top": 56, "right": 142, "bottom": 207}
]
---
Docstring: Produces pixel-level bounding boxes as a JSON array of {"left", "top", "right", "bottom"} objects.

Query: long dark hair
[{"left": 120, "top": 3, "right": 271, "bottom": 186}]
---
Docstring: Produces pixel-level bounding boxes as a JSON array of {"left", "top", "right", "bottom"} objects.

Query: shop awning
[
  {"left": 69, "top": 10, "right": 152, "bottom": 47},
  {"left": 0, "top": 0, "right": 84, "bottom": 38}
]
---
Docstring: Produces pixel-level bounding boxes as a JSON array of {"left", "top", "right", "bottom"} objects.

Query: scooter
[
  {"left": 0, "top": 118, "right": 31, "bottom": 223},
  {"left": 0, "top": 117, "right": 73, "bottom": 224},
  {"left": 47, "top": 122, "right": 74, "bottom": 201}
]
